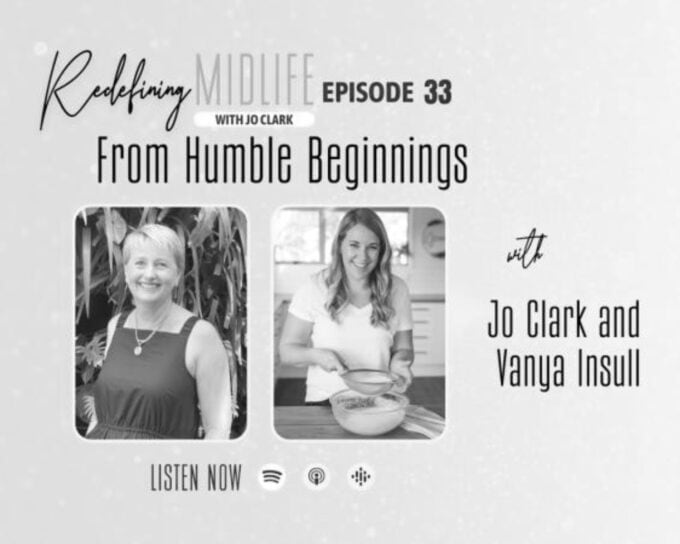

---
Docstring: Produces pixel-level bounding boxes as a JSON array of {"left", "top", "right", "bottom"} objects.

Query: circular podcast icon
[
  {"left": 303, "top": 464, "right": 330, "bottom": 490},
  {"left": 347, "top": 463, "right": 375, "bottom": 491},
  {"left": 259, "top": 463, "right": 286, "bottom": 491}
]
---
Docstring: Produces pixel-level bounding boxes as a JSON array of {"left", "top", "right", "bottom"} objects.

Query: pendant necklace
[{"left": 133, "top": 305, "right": 172, "bottom": 356}]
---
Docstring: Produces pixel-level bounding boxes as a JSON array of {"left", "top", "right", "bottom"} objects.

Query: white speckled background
[{"left": 1, "top": 1, "right": 679, "bottom": 542}]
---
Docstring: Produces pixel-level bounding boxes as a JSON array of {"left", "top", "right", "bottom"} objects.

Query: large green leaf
[
  {"left": 103, "top": 208, "right": 115, "bottom": 273},
  {"left": 81, "top": 226, "right": 92, "bottom": 317},
  {"left": 190, "top": 208, "right": 218, "bottom": 249}
]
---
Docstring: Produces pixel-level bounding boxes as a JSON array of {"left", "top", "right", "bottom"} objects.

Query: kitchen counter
[
  {"left": 275, "top": 377, "right": 446, "bottom": 411},
  {"left": 275, "top": 402, "right": 444, "bottom": 440}
]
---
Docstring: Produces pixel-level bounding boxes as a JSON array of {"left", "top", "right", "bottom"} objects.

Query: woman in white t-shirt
[{"left": 279, "top": 209, "right": 414, "bottom": 402}]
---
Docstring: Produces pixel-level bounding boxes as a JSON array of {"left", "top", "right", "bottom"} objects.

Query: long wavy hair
[{"left": 322, "top": 209, "right": 394, "bottom": 327}]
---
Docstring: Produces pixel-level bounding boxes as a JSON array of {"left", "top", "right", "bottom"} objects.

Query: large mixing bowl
[{"left": 330, "top": 389, "right": 409, "bottom": 436}]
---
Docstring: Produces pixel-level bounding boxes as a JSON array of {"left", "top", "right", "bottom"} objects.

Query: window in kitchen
[{"left": 274, "top": 208, "right": 409, "bottom": 265}]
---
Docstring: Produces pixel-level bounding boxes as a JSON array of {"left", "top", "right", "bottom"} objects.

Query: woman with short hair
[{"left": 87, "top": 224, "right": 232, "bottom": 439}]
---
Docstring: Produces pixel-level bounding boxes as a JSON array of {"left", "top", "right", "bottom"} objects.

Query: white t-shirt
[{"left": 288, "top": 273, "right": 413, "bottom": 401}]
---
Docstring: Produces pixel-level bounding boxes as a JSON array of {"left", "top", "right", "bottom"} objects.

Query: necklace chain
[{"left": 133, "top": 305, "right": 172, "bottom": 356}]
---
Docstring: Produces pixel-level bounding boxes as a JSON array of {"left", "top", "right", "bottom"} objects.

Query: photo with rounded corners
[
  {"left": 75, "top": 206, "right": 247, "bottom": 440},
  {"left": 273, "top": 206, "right": 445, "bottom": 440}
]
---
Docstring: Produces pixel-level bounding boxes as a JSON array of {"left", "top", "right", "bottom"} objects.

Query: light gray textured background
[{"left": 1, "top": 1, "right": 679, "bottom": 542}]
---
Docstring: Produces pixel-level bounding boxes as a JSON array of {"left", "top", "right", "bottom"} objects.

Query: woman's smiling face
[
  {"left": 341, "top": 223, "right": 381, "bottom": 281},
  {"left": 124, "top": 241, "right": 180, "bottom": 305}
]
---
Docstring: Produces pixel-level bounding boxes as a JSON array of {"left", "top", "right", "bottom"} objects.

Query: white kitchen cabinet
[{"left": 411, "top": 301, "right": 445, "bottom": 376}]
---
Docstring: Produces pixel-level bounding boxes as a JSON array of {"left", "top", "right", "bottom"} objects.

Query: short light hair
[{"left": 122, "top": 224, "right": 185, "bottom": 275}]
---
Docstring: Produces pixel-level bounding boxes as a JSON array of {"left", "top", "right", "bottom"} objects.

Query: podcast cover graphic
[{"left": 2, "top": 1, "right": 679, "bottom": 543}]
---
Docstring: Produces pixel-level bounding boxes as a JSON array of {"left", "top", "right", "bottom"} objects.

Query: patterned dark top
[{"left": 88, "top": 310, "right": 200, "bottom": 439}]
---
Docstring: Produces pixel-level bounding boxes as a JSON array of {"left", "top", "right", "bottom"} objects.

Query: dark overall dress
[{"left": 88, "top": 310, "right": 201, "bottom": 439}]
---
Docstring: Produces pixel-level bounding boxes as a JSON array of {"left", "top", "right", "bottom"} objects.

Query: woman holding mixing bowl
[
  {"left": 279, "top": 208, "right": 414, "bottom": 403},
  {"left": 87, "top": 224, "right": 232, "bottom": 439}
]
